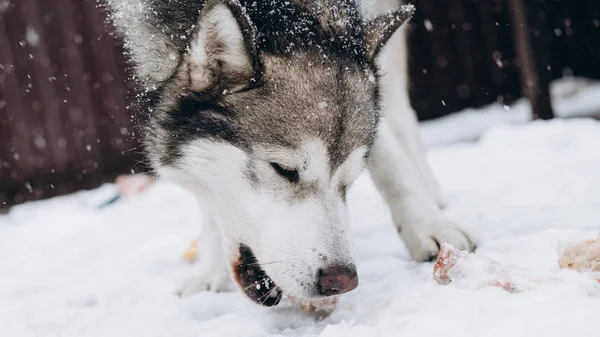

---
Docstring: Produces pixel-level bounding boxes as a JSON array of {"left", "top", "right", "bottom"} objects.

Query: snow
[
  {"left": 25, "top": 26, "right": 40, "bottom": 47},
  {"left": 2, "top": 112, "right": 600, "bottom": 335},
  {"left": 420, "top": 76, "right": 600, "bottom": 147}
]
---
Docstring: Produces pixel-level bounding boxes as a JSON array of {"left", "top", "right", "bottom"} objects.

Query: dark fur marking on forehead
[
  {"left": 322, "top": 63, "right": 379, "bottom": 172},
  {"left": 224, "top": 56, "right": 377, "bottom": 174},
  {"left": 243, "top": 0, "right": 367, "bottom": 66}
]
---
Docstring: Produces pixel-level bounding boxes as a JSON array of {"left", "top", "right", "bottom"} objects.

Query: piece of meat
[
  {"left": 433, "top": 243, "right": 541, "bottom": 293},
  {"left": 181, "top": 239, "right": 199, "bottom": 263},
  {"left": 557, "top": 235, "right": 600, "bottom": 272},
  {"left": 286, "top": 295, "right": 339, "bottom": 317},
  {"left": 115, "top": 173, "right": 154, "bottom": 197}
]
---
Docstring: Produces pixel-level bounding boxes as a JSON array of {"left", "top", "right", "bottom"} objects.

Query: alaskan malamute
[{"left": 105, "top": 0, "right": 476, "bottom": 307}]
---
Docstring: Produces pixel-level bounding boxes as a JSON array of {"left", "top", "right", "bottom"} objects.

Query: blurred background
[{"left": 1, "top": 0, "right": 599, "bottom": 207}]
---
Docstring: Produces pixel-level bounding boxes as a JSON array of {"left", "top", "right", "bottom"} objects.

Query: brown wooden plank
[{"left": 0, "top": 7, "right": 34, "bottom": 190}]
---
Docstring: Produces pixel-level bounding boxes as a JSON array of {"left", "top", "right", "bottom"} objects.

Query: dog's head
[{"left": 107, "top": 0, "right": 413, "bottom": 306}]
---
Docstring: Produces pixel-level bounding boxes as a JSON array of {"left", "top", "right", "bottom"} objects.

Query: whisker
[
  {"left": 259, "top": 286, "right": 281, "bottom": 306},
  {"left": 239, "top": 261, "right": 282, "bottom": 268}
]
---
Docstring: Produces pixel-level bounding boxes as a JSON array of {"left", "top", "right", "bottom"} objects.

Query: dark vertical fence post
[
  {"left": 528, "top": 0, "right": 556, "bottom": 120},
  {"left": 507, "top": 0, "right": 555, "bottom": 120}
]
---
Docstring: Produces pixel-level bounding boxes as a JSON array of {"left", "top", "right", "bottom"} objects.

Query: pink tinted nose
[{"left": 316, "top": 265, "right": 359, "bottom": 296}]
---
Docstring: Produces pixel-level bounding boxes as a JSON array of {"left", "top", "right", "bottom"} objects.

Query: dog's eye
[{"left": 270, "top": 163, "right": 300, "bottom": 183}]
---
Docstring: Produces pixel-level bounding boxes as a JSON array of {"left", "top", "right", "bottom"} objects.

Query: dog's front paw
[
  {"left": 399, "top": 220, "right": 476, "bottom": 262},
  {"left": 177, "top": 268, "right": 234, "bottom": 297}
]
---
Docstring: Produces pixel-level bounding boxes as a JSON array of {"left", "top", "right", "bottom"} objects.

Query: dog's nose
[{"left": 316, "top": 265, "right": 359, "bottom": 296}]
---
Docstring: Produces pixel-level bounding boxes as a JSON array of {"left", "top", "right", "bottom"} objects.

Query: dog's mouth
[{"left": 232, "top": 244, "right": 283, "bottom": 306}]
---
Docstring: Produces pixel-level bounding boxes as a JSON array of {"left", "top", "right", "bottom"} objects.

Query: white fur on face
[{"left": 159, "top": 139, "right": 367, "bottom": 299}]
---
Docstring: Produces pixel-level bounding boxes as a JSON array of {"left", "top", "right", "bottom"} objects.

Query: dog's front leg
[
  {"left": 177, "top": 211, "right": 234, "bottom": 297},
  {"left": 368, "top": 120, "right": 477, "bottom": 262},
  {"left": 377, "top": 26, "right": 447, "bottom": 208}
]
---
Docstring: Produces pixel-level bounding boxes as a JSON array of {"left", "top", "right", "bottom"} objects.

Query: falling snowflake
[
  {"left": 0, "top": 0, "right": 10, "bottom": 14},
  {"left": 25, "top": 26, "right": 40, "bottom": 47},
  {"left": 424, "top": 19, "right": 433, "bottom": 32}
]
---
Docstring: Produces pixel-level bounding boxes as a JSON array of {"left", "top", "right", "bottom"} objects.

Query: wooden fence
[
  {"left": 408, "top": 0, "right": 600, "bottom": 120},
  {"left": 0, "top": 0, "right": 145, "bottom": 205},
  {"left": 1, "top": 0, "right": 599, "bottom": 206}
]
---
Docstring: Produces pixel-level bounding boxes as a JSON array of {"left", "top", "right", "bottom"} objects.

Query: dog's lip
[{"left": 232, "top": 244, "right": 283, "bottom": 306}]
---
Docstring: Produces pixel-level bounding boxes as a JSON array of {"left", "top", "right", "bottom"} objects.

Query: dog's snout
[{"left": 316, "top": 265, "right": 358, "bottom": 296}]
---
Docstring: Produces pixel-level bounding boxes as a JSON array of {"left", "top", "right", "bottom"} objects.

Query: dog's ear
[
  {"left": 363, "top": 4, "right": 415, "bottom": 64},
  {"left": 187, "top": 0, "right": 260, "bottom": 93},
  {"left": 105, "top": 0, "right": 182, "bottom": 85}
]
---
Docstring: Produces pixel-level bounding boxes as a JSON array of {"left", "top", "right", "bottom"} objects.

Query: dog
[{"left": 105, "top": 0, "right": 476, "bottom": 307}]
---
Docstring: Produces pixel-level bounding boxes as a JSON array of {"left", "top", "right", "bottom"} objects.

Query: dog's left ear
[
  {"left": 363, "top": 4, "right": 415, "bottom": 64},
  {"left": 188, "top": 0, "right": 260, "bottom": 93}
]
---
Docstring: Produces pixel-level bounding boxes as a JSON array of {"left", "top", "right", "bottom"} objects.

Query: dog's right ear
[
  {"left": 105, "top": 0, "right": 260, "bottom": 90},
  {"left": 105, "top": 0, "right": 181, "bottom": 86},
  {"left": 187, "top": 0, "right": 261, "bottom": 94}
]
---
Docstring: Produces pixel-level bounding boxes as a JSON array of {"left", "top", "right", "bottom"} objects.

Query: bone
[
  {"left": 115, "top": 173, "right": 154, "bottom": 197},
  {"left": 181, "top": 239, "right": 199, "bottom": 263},
  {"left": 557, "top": 235, "right": 600, "bottom": 272},
  {"left": 286, "top": 295, "right": 340, "bottom": 318},
  {"left": 433, "top": 243, "right": 547, "bottom": 293}
]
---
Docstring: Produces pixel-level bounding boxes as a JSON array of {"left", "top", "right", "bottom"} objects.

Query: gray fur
[
  {"left": 103, "top": 0, "right": 431, "bottom": 306},
  {"left": 102, "top": 0, "right": 414, "bottom": 173}
]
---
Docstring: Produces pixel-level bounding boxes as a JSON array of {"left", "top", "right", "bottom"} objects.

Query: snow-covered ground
[
  {"left": 421, "top": 76, "right": 600, "bottom": 147},
  {"left": 2, "top": 82, "right": 600, "bottom": 336}
]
